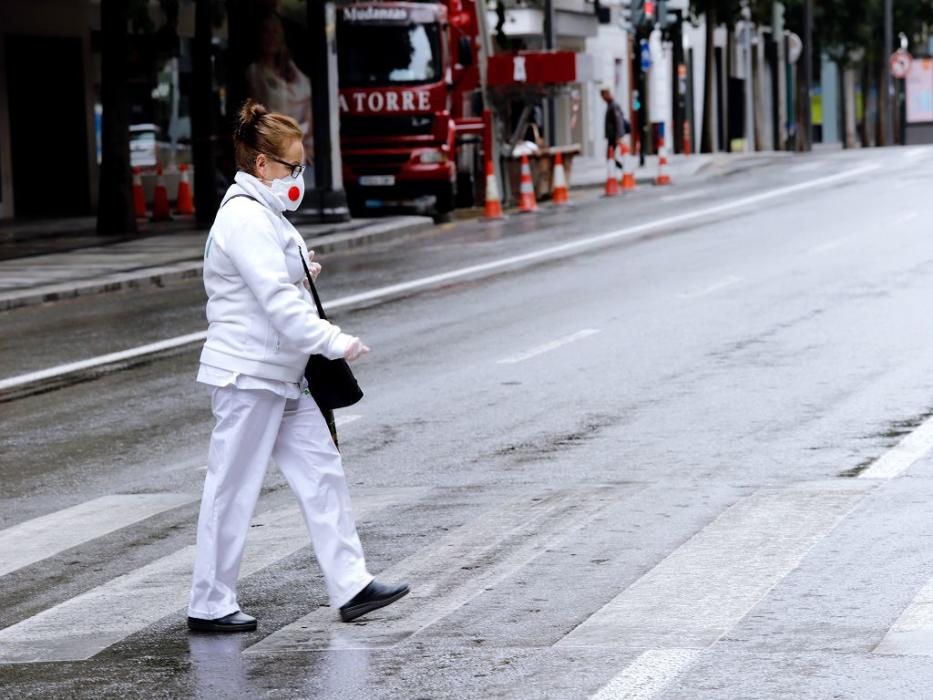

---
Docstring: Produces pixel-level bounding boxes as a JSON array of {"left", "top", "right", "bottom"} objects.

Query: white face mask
[{"left": 269, "top": 173, "right": 305, "bottom": 211}]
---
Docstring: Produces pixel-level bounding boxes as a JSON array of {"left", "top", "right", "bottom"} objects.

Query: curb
[{"left": 0, "top": 216, "right": 434, "bottom": 313}]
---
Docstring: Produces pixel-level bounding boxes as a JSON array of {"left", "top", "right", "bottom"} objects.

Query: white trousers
[{"left": 188, "top": 385, "right": 373, "bottom": 619}]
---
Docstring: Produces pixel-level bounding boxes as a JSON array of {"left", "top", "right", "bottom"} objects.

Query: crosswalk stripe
[
  {"left": 0, "top": 488, "right": 421, "bottom": 664},
  {"left": 244, "top": 486, "right": 628, "bottom": 654},
  {"left": 857, "top": 414, "right": 933, "bottom": 479},
  {"left": 590, "top": 649, "right": 701, "bottom": 700},
  {"left": 0, "top": 493, "right": 195, "bottom": 578},
  {"left": 558, "top": 482, "right": 867, "bottom": 650},
  {"left": 874, "top": 574, "right": 933, "bottom": 656}
]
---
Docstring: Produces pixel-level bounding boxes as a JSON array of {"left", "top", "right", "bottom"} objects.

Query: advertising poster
[{"left": 906, "top": 58, "right": 933, "bottom": 124}]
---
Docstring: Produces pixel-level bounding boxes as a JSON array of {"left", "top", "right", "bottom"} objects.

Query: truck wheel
[{"left": 433, "top": 184, "right": 455, "bottom": 222}]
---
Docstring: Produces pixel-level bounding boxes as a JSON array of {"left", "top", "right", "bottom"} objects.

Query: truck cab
[{"left": 337, "top": 0, "right": 480, "bottom": 217}]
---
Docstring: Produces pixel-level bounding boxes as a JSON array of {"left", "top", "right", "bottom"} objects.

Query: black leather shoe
[
  {"left": 339, "top": 580, "right": 410, "bottom": 622},
  {"left": 187, "top": 610, "right": 257, "bottom": 633}
]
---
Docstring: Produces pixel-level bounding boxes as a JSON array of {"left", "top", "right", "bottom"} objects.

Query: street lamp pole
[
  {"left": 802, "top": 0, "right": 813, "bottom": 151},
  {"left": 884, "top": 0, "right": 894, "bottom": 146}
]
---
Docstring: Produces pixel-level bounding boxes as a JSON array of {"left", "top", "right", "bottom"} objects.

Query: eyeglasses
[{"left": 266, "top": 154, "right": 306, "bottom": 179}]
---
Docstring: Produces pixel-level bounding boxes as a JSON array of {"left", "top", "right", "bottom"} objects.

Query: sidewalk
[
  {"left": 0, "top": 214, "right": 433, "bottom": 312},
  {"left": 569, "top": 150, "right": 791, "bottom": 189}
]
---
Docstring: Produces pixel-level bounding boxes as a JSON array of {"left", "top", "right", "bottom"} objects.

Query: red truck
[{"left": 336, "top": 0, "right": 484, "bottom": 218}]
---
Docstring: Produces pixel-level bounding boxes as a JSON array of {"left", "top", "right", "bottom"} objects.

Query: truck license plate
[{"left": 359, "top": 175, "right": 395, "bottom": 186}]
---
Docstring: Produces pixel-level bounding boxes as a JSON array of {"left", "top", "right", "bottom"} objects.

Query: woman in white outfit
[{"left": 187, "top": 100, "right": 408, "bottom": 632}]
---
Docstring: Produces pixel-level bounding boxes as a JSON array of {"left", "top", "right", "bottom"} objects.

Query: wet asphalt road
[{"left": 4, "top": 148, "right": 933, "bottom": 698}]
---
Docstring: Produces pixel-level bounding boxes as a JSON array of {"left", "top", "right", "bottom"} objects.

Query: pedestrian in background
[
  {"left": 600, "top": 85, "right": 630, "bottom": 157},
  {"left": 187, "top": 99, "right": 408, "bottom": 633}
]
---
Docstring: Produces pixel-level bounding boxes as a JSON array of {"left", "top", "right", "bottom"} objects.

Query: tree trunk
[
  {"left": 701, "top": 7, "right": 717, "bottom": 153},
  {"left": 192, "top": 0, "right": 217, "bottom": 227},
  {"left": 97, "top": 0, "right": 136, "bottom": 236}
]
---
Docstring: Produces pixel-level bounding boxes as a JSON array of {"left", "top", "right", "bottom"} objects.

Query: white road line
[
  {"left": 0, "top": 163, "right": 879, "bottom": 395},
  {"left": 245, "top": 486, "right": 622, "bottom": 654},
  {"left": 789, "top": 161, "right": 824, "bottom": 173},
  {"left": 857, "top": 414, "right": 933, "bottom": 479},
  {"left": 0, "top": 331, "right": 206, "bottom": 394},
  {"left": 496, "top": 329, "right": 600, "bottom": 365},
  {"left": 0, "top": 488, "right": 420, "bottom": 664},
  {"left": 895, "top": 211, "right": 920, "bottom": 225},
  {"left": 874, "top": 574, "right": 933, "bottom": 656},
  {"left": 678, "top": 275, "right": 743, "bottom": 299},
  {"left": 590, "top": 649, "right": 701, "bottom": 700},
  {"left": 0, "top": 494, "right": 195, "bottom": 578},
  {"left": 335, "top": 413, "right": 363, "bottom": 427},
  {"left": 808, "top": 239, "right": 847, "bottom": 255},
  {"left": 903, "top": 148, "right": 930, "bottom": 160},
  {"left": 557, "top": 484, "right": 865, "bottom": 650},
  {"left": 660, "top": 187, "right": 712, "bottom": 203}
]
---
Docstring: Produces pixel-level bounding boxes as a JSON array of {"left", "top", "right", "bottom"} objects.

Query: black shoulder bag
[{"left": 298, "top": 251, "right": 364, "bottom": 411}]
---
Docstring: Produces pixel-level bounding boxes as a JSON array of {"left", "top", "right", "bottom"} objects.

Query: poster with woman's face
[{"left": 244, "top": 0, "right": 314, "bottom": 165}]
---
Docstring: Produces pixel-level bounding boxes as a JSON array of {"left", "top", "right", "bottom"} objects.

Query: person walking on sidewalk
[
  {"left": 600, "top": 85, "right": 630, "bottom": 157},
  {"left": 187, "top": 99, "right": 408, "bottom": 632}
]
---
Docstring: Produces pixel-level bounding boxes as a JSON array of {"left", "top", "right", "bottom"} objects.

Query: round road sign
[{"left": 891, "top": 49, "right": 912, "bottom": 79}]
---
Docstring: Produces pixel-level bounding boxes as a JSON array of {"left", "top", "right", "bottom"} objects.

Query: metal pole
[
  {"left": 803, "top": 0, "right": 813, "bottom": 150},
  {"left": 307, "top": 0, "right": 349, "bottom": 222},
  {"left": 884, "top": 0, "right": 894, "bottom": 146},
  {"left": 544, "top": 0, "right": 557, "bottom": 146}
]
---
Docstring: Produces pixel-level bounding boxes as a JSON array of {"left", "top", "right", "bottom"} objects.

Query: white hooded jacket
[{"left": 199, "top": 171, "right": 353, "bottom": 383}]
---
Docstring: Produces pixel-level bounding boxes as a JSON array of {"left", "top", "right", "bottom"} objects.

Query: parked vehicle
[
  {"left": 336, "top": 1, "right": 484, "bottom": 218},
  {"left": 129, "top": 124, "right": 192, "bottom": 172}
]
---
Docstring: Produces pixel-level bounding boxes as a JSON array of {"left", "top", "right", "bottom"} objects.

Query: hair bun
[{"left": 234, "top": 99, "right": 268, "bottom": 143}]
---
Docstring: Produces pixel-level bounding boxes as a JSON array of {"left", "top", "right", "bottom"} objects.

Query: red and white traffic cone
[
  {"left": 132, "top": 167, "right": 147, "bottom": 218},
  {"left": 175, "top": 163, "right": 194, "bottom": 215},
  {"left": 604, "top": 145, "right": 620, "bottom": 197},
  {"left": 483, "top": 157, "right": 504, "bottom": 220},
  {"left": 517, "top": 154, "right": 538, "bottom": 213},
  {"left": 551, "top": 151, "right": 570, "bottom": 206},
  {"left": 620, "top": 135, "right": 637, "bottom": 192},
  {"left": 151, "top": 166, "right": 172, "bottom": 221},
  {"left": 655, "top": 127, "right": 672, "bottom": 186}
]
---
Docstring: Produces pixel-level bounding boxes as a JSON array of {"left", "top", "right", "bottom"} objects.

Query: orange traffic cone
[
  {"left": 151, "top": 166, "right": 172, "bottom": 221},
  {"left": 483, "top": 158, "right": 504, "bottom": 220},
  {"left": 655, "top": 133, "right": 672, "bottom": 186},
  {"left": 620, "top": 136, "right": 636, "bottom": 192},
  {"left": 175, "top": 163, "right": 194, "bottom": 215},
  {"left": 551, "top": 151, "right": 570, "bottom": 206},
  {"left": 604, "top": 145, "right": 619, "bottom": 197},
  {"left": 132, "top": 167, "right": 147, "bottom": 218},
  {"left": 517, "top": 154, "right": 538, "bottom": 213}
]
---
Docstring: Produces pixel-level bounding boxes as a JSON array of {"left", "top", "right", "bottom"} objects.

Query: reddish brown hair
[{"left": 233, "top": 99, "right": 302, "bottom": 175}]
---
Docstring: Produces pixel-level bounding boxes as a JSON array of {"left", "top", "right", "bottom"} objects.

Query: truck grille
[
  {"left": 341, "top": 115, "right": 435, "bottom": 138},
  {"left": 343, "top": 151, "right": 412, "bottom": 175}
]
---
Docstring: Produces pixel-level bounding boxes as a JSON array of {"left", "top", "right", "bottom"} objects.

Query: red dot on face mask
[{"left": 288, "top": 186, "right": 300, "bottom": 201}]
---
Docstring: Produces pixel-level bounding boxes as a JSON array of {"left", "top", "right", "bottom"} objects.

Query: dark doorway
[{"left": 6, "top": 35, "right": 91, "bottom": 217}]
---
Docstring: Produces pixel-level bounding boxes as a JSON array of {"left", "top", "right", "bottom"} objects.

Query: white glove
[
  {"left": 303, "top": 250, "right": 322, "bottom": 288},
  {"left": 344, "top": 337, "right": 370, "bottom": 362}
]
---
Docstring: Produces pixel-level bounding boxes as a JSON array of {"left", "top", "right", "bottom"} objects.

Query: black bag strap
[
  {"left": 221, "top": 192, "right": 328, "bottom": 321},
  {"left": 220, "top": 192, "right": 260, "bottom": 208},
  {"left": 298, "top": 249, "right": 328, "bottom": 321}
]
